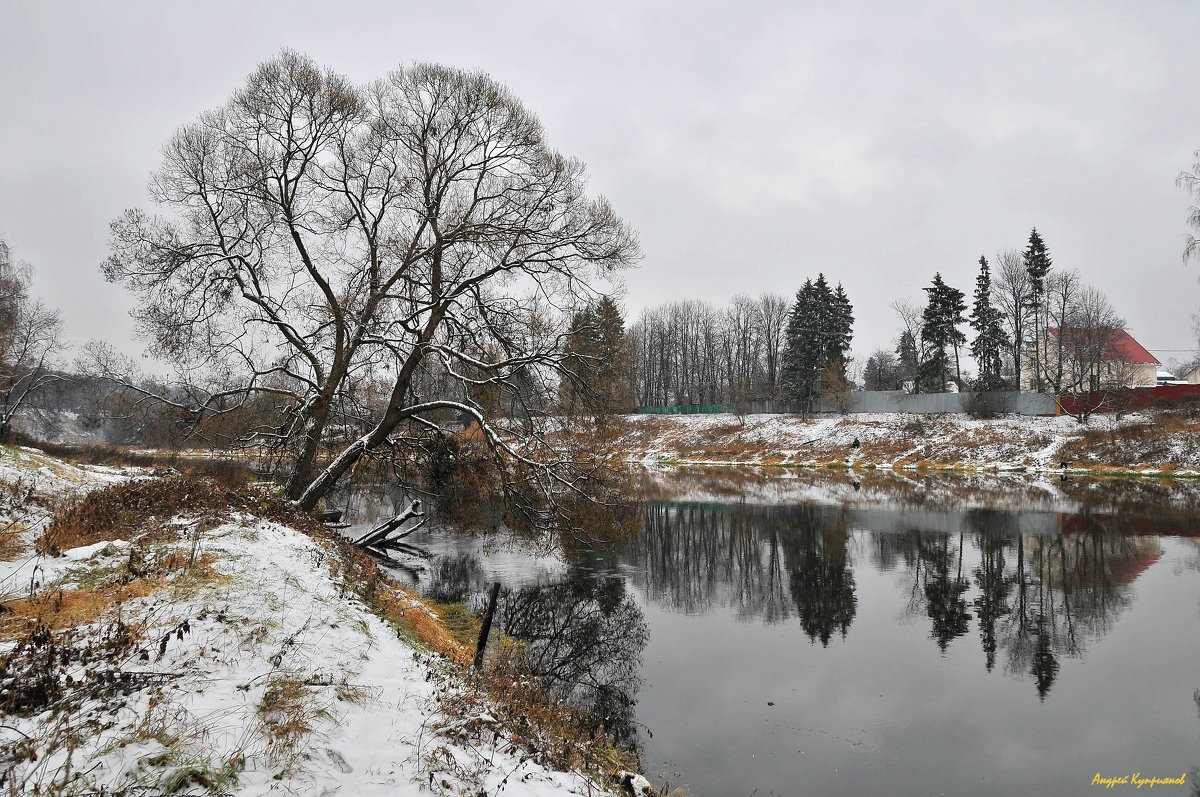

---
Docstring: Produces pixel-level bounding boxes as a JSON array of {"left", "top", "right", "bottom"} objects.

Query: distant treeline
[
  {"left": 626, "top": 228, "right": 1141, "bottom": 412},
  {"left": 630, "top": 275, "right": 853, "bottom": 412}
]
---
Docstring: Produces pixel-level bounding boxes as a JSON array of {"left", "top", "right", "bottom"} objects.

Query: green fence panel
[{"left": 636, "top": 404, "right": 729, "bottom": 415}]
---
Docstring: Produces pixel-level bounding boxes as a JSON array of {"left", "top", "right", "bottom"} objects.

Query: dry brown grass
[
  {"left": 38, "top": 472, "right": 471, "bottom": 659},
  {"left": 256, "top": 674, "right": 331, "bottom": 767},
  {"left": 0, "top": 474, "right": 37, "bottom": 508},
  {"left": 40, "top": 477, "right": 222, "bottom": 554},
  {"left": 0, "top": 577, "right": 164, "bottom": 639},
  {"left": 435, "top": 644, "right": 634, "bottom": 786},
  {"left": 693, "top": 421, "right": 749, "bottom": 441},
  {"left": 843, "top": 437, "right": 908, "bottom": 459},
  {"left": 373, "top": 585, "right": 472, "bottom": 664},
  {"left": 1059, "top": 414, "right": 1200, "bottom": 467},
  {"left": 38, "top": 475, "right": 325, "bottom": 555},
  {"left": 3, "top": 433, "right": 255, "bottom": 488},
  {"left": 0, "top": 473, "right": 41, "bottom": 561},
  {"left": 0, "top": 522, "right": 28, "bottom": 561},
  {"left": 1, "top": 547, "right": 223, "bottom": 641}
]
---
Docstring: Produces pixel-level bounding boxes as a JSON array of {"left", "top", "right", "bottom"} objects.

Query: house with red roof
[{"left": 1025, "top": 327, "right": 1160, "bottom": 391}]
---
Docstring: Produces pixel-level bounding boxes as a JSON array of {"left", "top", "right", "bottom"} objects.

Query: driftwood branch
[{"left": 354, "top": 500, "right": 426, "bottom": 548}]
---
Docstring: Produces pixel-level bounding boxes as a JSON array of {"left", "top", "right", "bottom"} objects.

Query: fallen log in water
[{"left": 353, "top": 500, "right": 427, "bottom": 548}]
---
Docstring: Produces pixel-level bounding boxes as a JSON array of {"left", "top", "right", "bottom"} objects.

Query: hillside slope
[{"left": 0, "top": 447, "right": 619, "bottom": 797}]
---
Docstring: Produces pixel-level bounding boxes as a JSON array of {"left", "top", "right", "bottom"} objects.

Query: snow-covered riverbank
[
  {"left": 598, "top": 410, "right": 1200, "bottom": 476},
  {"left": 0, "top": 446, "right": 622, "bottom": 797}
]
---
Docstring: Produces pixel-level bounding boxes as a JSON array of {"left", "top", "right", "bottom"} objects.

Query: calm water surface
[{"left": 342, "top": 473, "right": 1200, "bottom": 797}]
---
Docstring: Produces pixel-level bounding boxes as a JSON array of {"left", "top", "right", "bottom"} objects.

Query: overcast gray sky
[{"left": 3, "top": 0, "right": 1200, "bottom": 370}]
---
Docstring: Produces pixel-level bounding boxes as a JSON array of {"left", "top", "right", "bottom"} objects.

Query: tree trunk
[
  {"left": 282, "top": 381, "right": 340, "bottom": 500},
  {"left": 295, "top": 309, "right": 445, "bottom": 509}
]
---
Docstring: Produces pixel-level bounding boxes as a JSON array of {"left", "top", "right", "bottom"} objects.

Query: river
[{"left": 339, "top": 467, "right": 1200, "bottom": 796}]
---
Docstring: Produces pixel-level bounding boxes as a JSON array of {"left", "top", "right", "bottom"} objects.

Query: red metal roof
[{"left": 1046, "top": 327, "right": 1160, "bottom": 365}]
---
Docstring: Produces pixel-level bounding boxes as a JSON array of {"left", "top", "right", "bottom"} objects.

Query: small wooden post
[{"left": 473, "top": 581, "right": 501, "bottom": 668}]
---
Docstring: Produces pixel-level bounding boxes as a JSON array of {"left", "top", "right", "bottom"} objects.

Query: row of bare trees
[
  {"left": 630, "top": 293, "right": 789, "bottom": 407},
  {"left": 990, "top": 245, "right": 1132, "bottom": 422}
]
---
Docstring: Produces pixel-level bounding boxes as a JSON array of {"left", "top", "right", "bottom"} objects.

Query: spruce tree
[
  {"left": 1022, "top": 228, "right": 1052, "bottom": 391},
  {"left": 560, "top": 297, "right": 633, "bottom": 414},
  {"left": 969, "top": 255, "right": 1009, "bottom": 391},
  {"left": 921, "top": 273, "right": 967, "bottom": 392},
  {"left": 811, "top": 273, "right": 835, "bottom": 369},
  {"left": 782, "top": 279, "right": 820, "bottom": 411},
  {"left": 781, "top": 274, "right": 853, "bottom": 411},
  {"left": 895, "top": 330, "right": 920, "bottom": 392},
  {"left": 593, "top": 296, "right": 634, "bottom": 411},
  {"left": 829, "top": 283, "right": 855, "bottom": 370},
  {"left": 560, "top": 306, "right": 598, "bottom": 412}
]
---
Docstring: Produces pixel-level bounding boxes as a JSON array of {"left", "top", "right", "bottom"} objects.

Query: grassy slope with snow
[
  {"left": 604, "top": 410, "right": 1200, "bottom": 475},
  {"left": 0, "top": 448, "right": 616, "bottom": 797}
]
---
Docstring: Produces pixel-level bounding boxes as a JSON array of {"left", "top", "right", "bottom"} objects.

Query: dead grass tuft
[
  {"left": 0, "top": 614, "right": 150, "bottom": 722},
  {"left": 0, "top": 474, "right": 38, "bottom": 510},
  {"left": 0, "top": 474, "right": 42, "bottom": 561},
  {"left": 371, "top": 583, "right": 472, "bottom": 664},
  {"left": 256, "top": 674, "right": 330, "bottom": 766},
  {"left": 426, "top": 601, "right": 482, "bottom": 648},
  {"left": 0, "top": 522, "right": 28, "bottom": 561}
]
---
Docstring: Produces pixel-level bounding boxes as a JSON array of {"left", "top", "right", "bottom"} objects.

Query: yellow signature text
[{"left": 1092, "top": 772, "right": 1189, "bottom": 789}]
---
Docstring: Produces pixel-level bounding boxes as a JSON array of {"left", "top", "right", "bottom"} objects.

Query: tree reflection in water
[
  {"left": 634, "top": 501, "right": 1162, "bottom": 698},
  {"left": 637, "top": 503, "right": 856, "bottom": 642},
  {"left": 494, "top": 573, "right": 648, "bottom": 749},
  {"left": 780, "top": 507, "right": 856, "bottom": 646},
  {"left": 424, "top": 552, "right": 488, "bottom": 603},
  {"left": 921, "top": 533, "right": 972, "bottom": 651},
  {"left": 409, "top": 494, "right": 1171, "bottom": 740},
  {"left": 422, "top": 552, "right": 649, "bottom": 749}
]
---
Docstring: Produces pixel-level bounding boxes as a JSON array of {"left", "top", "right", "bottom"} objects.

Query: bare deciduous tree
[
  {"left": 862, "top": 348, "right": 898, "bottom": 391},
  {"left": 755, "top": 292, "right": 790, "bottom": 398},
  {"left": 629, "top": 291, "right": 792, "bottom": 409},
  {"left": 1033, "top": 269, "right": 1082, "bottom": 395},
  {"left": 992, "top": 249, "right": 1030, "bottom": 389},
  {"left": 0, "top": 238, "right": 65, "bottom": 440},
  {"left": 1177, "top": 149, "right": 1200, "bottom": 266},
  {"left": 100, "top": 52, "right": 638, "bottom": 515},
  {"left": 1031, "top": 282, "right": 1127, "bottom": 422},
  {"left": 889, "top": 298, "right": 923, "bottom": 392}
]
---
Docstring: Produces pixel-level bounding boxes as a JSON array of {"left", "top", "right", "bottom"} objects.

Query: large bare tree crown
[{"left": 102, "top": 51, "right": 639, "bottom": 511}]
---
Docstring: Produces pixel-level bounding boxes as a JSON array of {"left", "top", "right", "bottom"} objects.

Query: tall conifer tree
[
  {"left": 1022, "top": 229, "right": 1052, "bottom": 391},
  {"left": 969, "top": 255, "right": 1009, "bottom": 391},
  {"left": 782, "top": 274, "right": 853, "bottom": 411},
  {"left": 921, "top": 273, "right": 967, "bottom": 392},
  {"left": 829, "top": 283, "right": 855, "bottom": 367},
  {"left": 895, "top": 330, "right": 920, "bottom": 392},
  {"left": 560, "top": 297, "right": 633, "bottom": 414}
]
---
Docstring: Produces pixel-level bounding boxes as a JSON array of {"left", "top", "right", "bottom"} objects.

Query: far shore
[{"left": 571, "top": 408, "right": 1200, "bottom": 481}]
